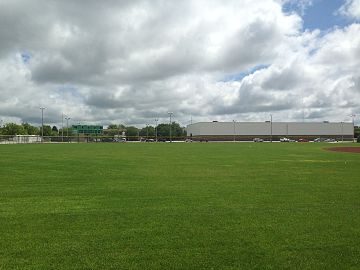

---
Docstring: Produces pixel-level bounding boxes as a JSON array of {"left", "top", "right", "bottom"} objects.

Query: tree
[
  {"left": 107, "top": 124, "right": 118, "bottom": 130},
  {"left": 105, "top": 124, "right": 126, "bottom": 136},
  {"left": 139, "top": 126, "right": 155, "bottom": 137},
  {"left": 156, "top": 122, "right": 186, "bottom": 138},
  {"left": 156, "top": 123, "right": 170, "bottom": 137},
  {"left": 355, "top": 126, "right": 360, "bottom": 138},
  {"left": 22, "top": 123, "right": 39, "bottom": 135},
  {"left": 59, "top": 128, "right": 74, "bottom": 136},
  {"left": 171, "top": 122, "right": 186, "bottom": 137},
  {"left": 125, "top": 126, "right": 139, "bottom": 139},
  {"left": 1, "top": 123, "right": 26, "bottom": 135},
  {"left": 40, "top": 125, "right": 53, "bottom": 136},
  {"left": 52, "top": 126, "right": 58, "bottom": 134}
]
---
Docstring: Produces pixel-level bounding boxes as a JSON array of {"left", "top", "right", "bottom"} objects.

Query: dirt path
[{"left": 326, "top": 147, "right": 360, "bottom": 154}]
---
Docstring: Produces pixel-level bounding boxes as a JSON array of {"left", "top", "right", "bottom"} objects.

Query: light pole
[
  {"left": 341, "top": 121, "right": 344, "bottom": 143},
  {"left": 155, "top": 118, "right": 158, "bottom": 142},
  {"left": 233, "top": 120, "right": 236, "bottom": 142},
  {"left": 270, "top": 114, "right": 273, "bottom": 142},
  {"left": 40, "top": 107, "right": 45, "bottom": 142},
  {"left": 146, "top": 124, "right": 149, "bottom": 139},
  {"left": 65, "top": 116, "right": 70, "bottom": 142},
  {"left": 62, "top": 113, "right": 64, "bottom": 142},
  {"left": 0, "top": 120, "right": 3, "bottom": 139},
  {"left": 168, "top": 112, "right": 173, "bottom": 142}
]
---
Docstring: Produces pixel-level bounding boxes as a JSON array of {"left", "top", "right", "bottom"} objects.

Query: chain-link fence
[
  {"left": 0, "top": 134, "right": 356, "bottom": 144},
  {"left": 0, "top": 135, "right": 189, "bottom": 144}
]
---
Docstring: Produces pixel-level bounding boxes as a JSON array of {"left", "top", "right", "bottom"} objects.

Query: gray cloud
[{"left": 0, "top": 0, "right": 359, "bottom": 127}]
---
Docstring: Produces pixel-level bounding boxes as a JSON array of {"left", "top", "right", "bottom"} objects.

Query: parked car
[
  {"left": 114, "top": 137, "right": 126, "bottom": 142},
  {"left": 314, "top": 138, "right": 335, "bottom": 143},
  {"left": 280, "top": 137, "right": 290, "bottom": 142},
  {"left": 298, "top": 138, "right": 309, "bottom": 142},
  {"left": 253, "top": 138, "right": 264, "bottom": 142}
]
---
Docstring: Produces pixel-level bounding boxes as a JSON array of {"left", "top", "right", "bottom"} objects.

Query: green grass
[{"left": 1, "top": 142, "right": 360, "bottom": 269}]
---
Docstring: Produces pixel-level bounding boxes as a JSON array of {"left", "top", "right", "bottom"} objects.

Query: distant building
[
  {"left": 72, "top": 125, "right": 103, "bottom": 135},
  {"left": 186, "top": 122, "right": 354, "bottom": 141}
]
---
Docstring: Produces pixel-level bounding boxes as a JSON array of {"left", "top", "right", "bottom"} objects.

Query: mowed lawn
[{"left": 0, "top": 143, "right": 360, "bottom": 269}]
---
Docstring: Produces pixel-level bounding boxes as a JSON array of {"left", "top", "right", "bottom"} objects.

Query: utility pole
[
  {"left": 65, "top": 116, "right": 70, "bottom": 142},
  {"left": 270, "top": 114, "right": 273, "bottom": 142},
  {"left": 233, "top": 120, "right": 236, "bottom": 142},
  {"left": 62, "top": 113, "right": 64, "bottom": 142},
  {"left": 168, "top": 112, "right": 173, "bottom": 142},
  {"left": 40, "top": 107, "right": 45, "bottom": 142},
  {"left": 155, "top": 118, "right": 158, "bottom": 142}
]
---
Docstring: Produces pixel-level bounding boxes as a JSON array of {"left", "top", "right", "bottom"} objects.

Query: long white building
[{"left": 186, "top": 122, "right": 354, "bottom": 141}]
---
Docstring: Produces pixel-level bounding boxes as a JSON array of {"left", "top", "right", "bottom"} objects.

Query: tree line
[
  {"left": 0, "top": 122, "right": 187, "bottom": 137},
  {"left": 0, "top": 123, "right": 59, "bottom": 136},
  {"left": 105, "top": 122, "right": 186, "bottom": 138}
]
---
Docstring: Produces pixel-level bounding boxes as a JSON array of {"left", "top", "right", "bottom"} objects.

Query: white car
[
  {"left": 253, "top": 138, "right": 264, "bottom": 142},
  {"left": 280, "top": 137, "right": 290, "bottom": 142}
]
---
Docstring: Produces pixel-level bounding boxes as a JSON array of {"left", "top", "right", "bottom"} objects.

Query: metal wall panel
[{"left": 187, "top": 122, "right": 354, "bottom": 136}]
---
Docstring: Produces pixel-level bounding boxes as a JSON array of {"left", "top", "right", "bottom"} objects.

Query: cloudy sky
[{"left": 0, "top": 0, "right": 359, "bottom": 127}]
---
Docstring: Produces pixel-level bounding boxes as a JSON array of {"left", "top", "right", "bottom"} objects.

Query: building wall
[{"left": 187, "top": 122, "right": 354, "bottom": 137}]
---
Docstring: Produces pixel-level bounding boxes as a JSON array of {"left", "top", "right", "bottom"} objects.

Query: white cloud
[
  {"left": 339, "top": 0, "right": 360, "bottom": 20},
  {"left": 0, "top": 0, "right": 359, "bottom": 127}
]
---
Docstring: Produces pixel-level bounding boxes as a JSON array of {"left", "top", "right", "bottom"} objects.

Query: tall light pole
[
  {"left": 0, "top": 119, "right": 3, "bottom": 139},
  {"left": 168, "top": 112, "right": 173, "bottom": 142},
  {"left": 341, "top": 121, "right": 344, "bottom": 143},
  {"left": 155, "top": 118, "right": 158, "bottom": 142},
  {"left": 65, "top": 116, "right": 70, "bottom": 142},
  {"left": 233, "top": 120, "right": 236, "bottom": 142},
  {"left": 40, "top": 107, "right": 45, "bottom": 141},
  {"left": 146, "top": 124, "right": 149, "bottom": 139},
  {"left": 270, "top": 114, "right": 273, "bottom": 142},
  {"left": 62, "top": 113, "right": 64, "bottom": 142}
]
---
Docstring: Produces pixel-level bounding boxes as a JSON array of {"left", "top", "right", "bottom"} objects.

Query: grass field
[{"left": 1, "top": 142, "right": 360, "bottom": 269}]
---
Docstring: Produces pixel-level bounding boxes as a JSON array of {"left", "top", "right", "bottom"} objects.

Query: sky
[{"left": 0, "top": 0, "right": 360, "bottom": 127}]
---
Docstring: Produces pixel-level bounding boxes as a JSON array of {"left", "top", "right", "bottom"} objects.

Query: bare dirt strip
[{"left": 326, "top": 147, "right": 360, "bottom": 154}]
